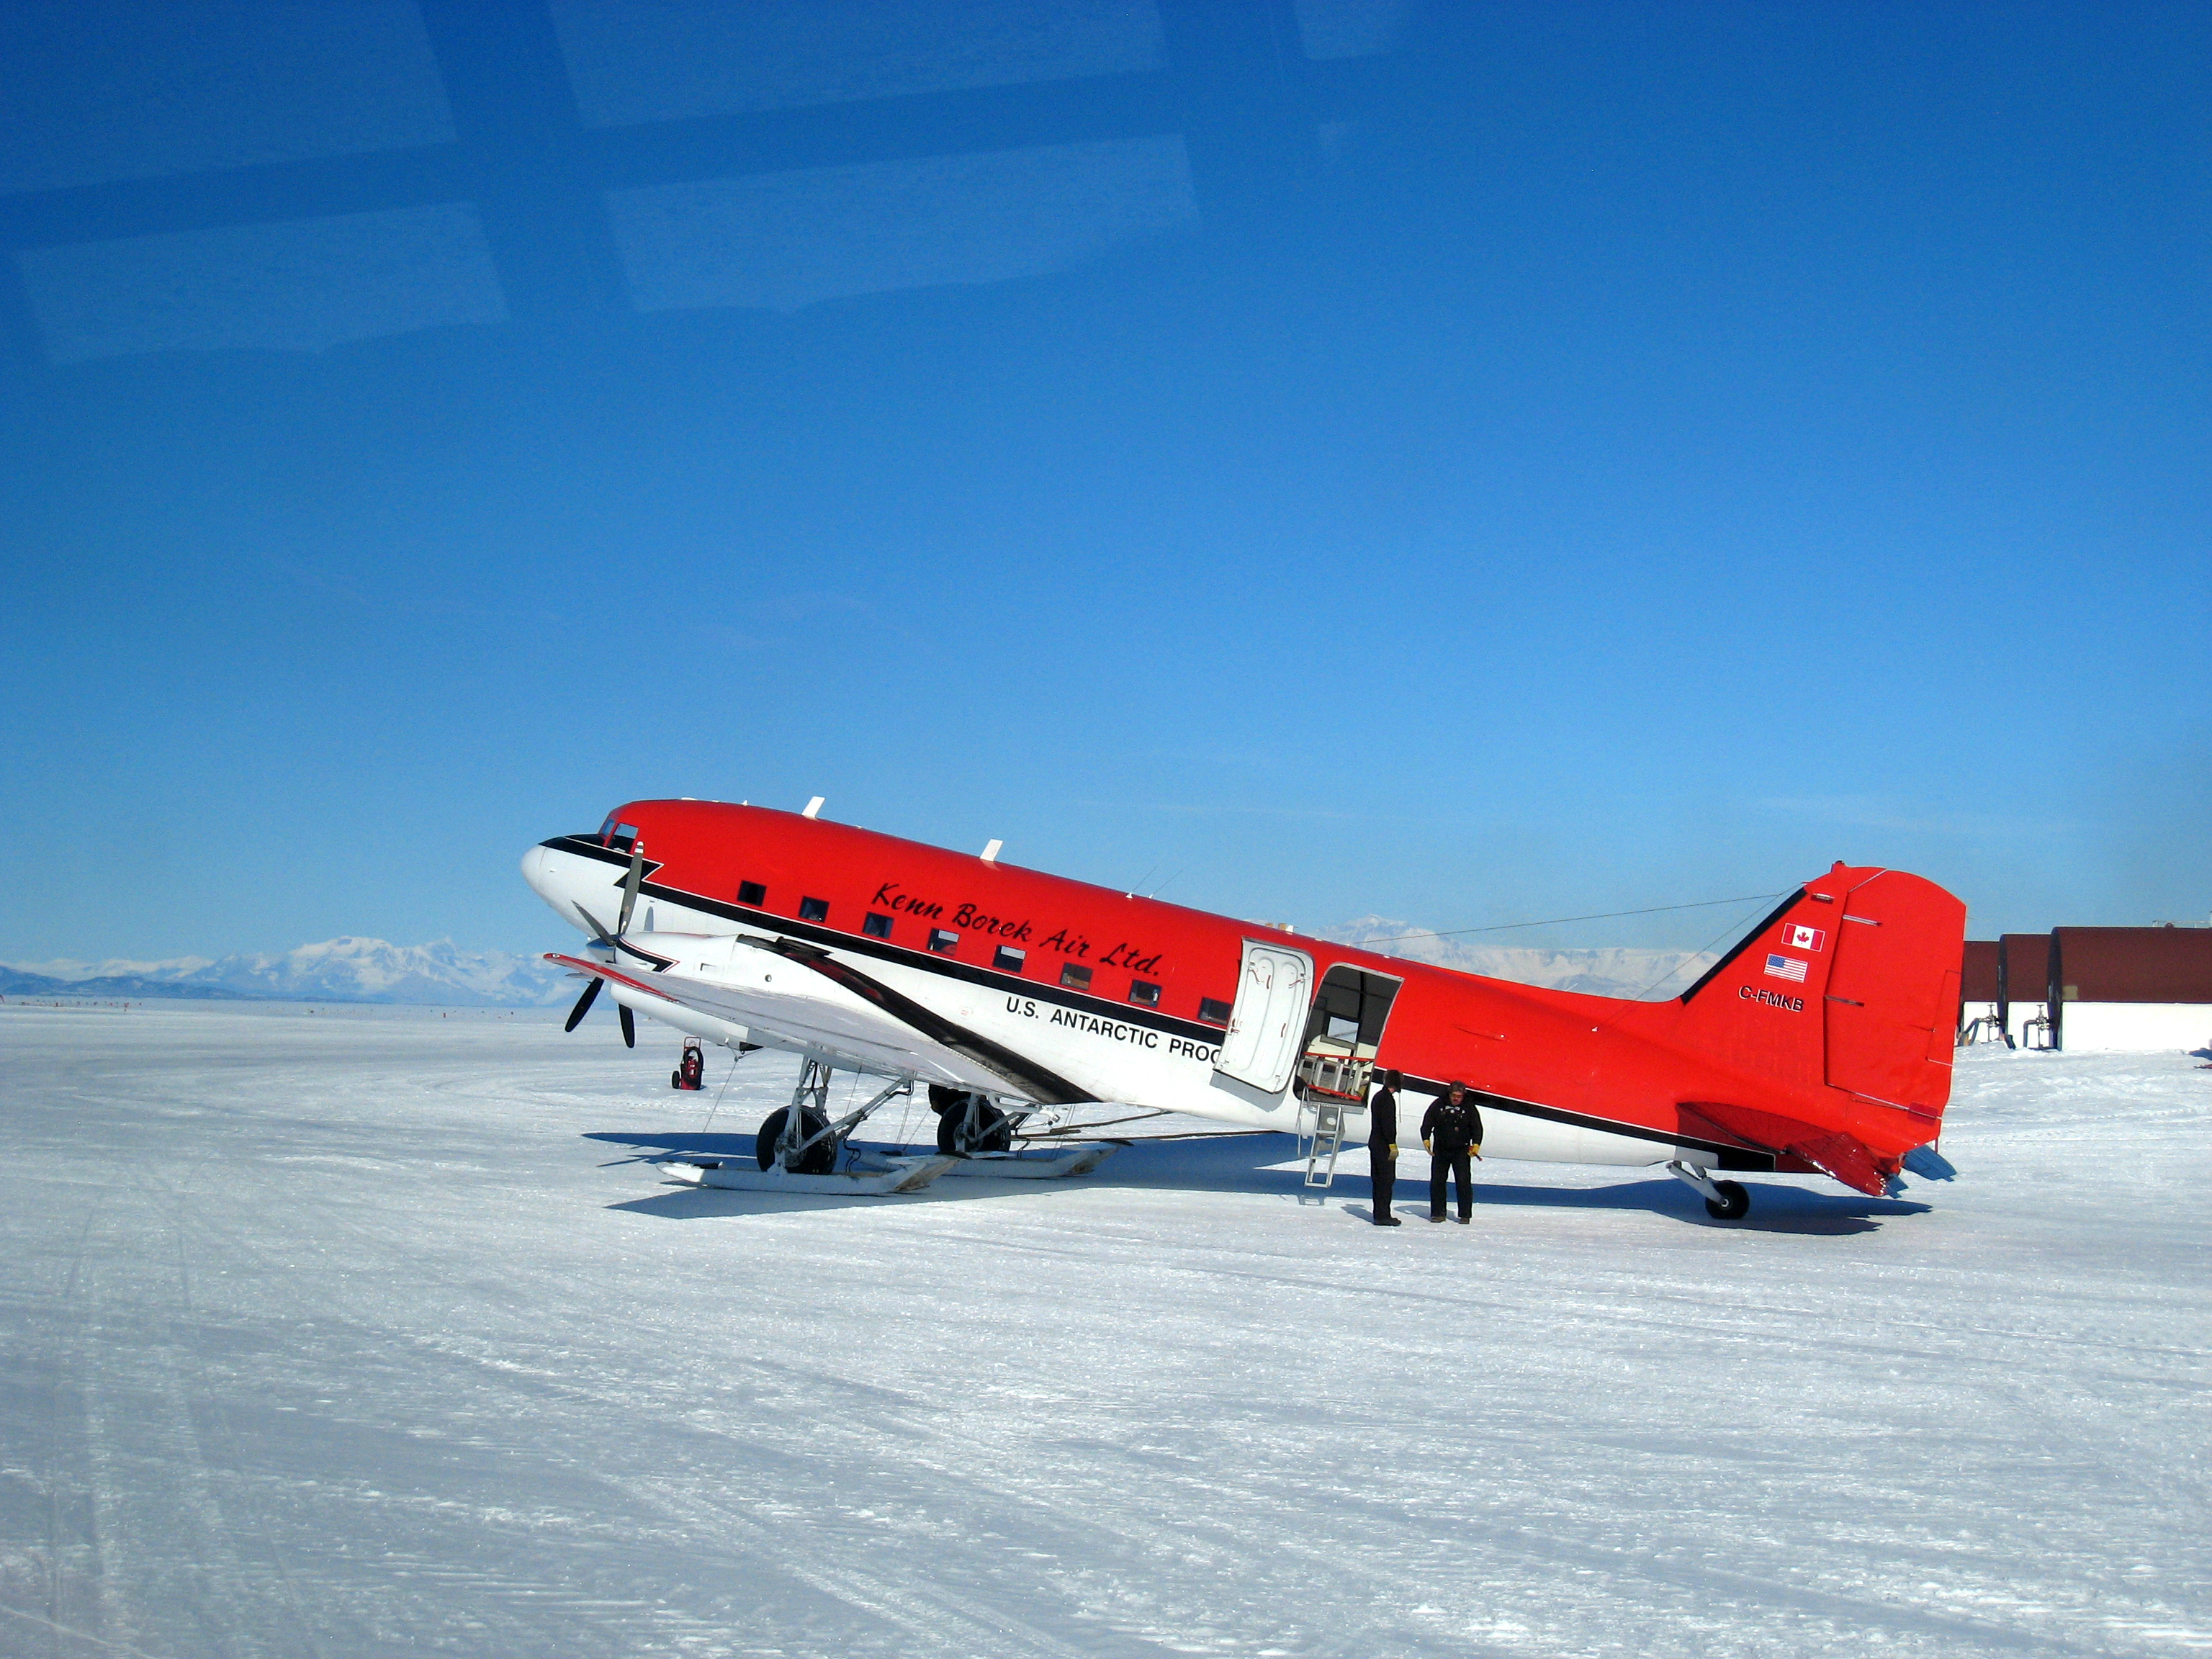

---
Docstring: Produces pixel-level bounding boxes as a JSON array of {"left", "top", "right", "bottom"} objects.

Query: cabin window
[
  {"left": 1129, "top": 979, "right": 1161, "bottom": 1007},
  {"left": 929, "top": 928, "right": 959, "bottom": 954},
  {"left": 1197, "top": 997, "right": 1233, "bottom": 1025},
  {"left": 799, "top": 896, "right": 830, "bottom": 922},
  {"left": 601, "top": 818, "right": 639, "bottom": 852},
  {"left": 1060, "top": 963, "right": 1092, "bottom": 990},
  {"left": 737, "top": 881, "right": 766, "bottom": 907},
  {"left": 864, "top": 912, "right": 893, "bottom": 940},
  {"left": 994, "top": 945, "right": 1026, "bottom": 973}
]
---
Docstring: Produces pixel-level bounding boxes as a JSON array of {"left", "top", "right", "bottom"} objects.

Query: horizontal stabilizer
[{"left": 1681, "top": 1100, "right": 1890, "bottom": 1197}]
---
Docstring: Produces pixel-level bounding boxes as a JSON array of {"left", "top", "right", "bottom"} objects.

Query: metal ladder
[{"left": 1300, "top": 1099, "right": 1347, "bottom": 1189}]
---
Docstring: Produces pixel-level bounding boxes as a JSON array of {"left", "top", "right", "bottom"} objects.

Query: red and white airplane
[{"left": 523, "top": 798, "right": 1966, "bottom": 1218}]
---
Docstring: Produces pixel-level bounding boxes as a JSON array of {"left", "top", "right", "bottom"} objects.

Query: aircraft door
[
  {"left": 1295, "top": 966, "right": 1403, "bottom": 1105},
  {"left": 1214, "top": 940, "right": 1314, "bottom": 1095}
]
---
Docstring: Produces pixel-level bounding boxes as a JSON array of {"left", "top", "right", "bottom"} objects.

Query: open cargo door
[{"left": 1215, "top": 940, "right": 1313, "bottom": 1095}]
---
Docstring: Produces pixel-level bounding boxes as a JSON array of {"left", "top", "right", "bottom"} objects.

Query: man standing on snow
[
  {"left": 1421, "top": 1079, "right": 1484, "bottom": 1224},
  {"left": 1367, "top": 1069, "right": 1403, "bottom": 1226}
]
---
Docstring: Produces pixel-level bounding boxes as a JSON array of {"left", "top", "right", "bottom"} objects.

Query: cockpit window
[{"left": 598, "top": 815, "right": 640, "bottom": 852}]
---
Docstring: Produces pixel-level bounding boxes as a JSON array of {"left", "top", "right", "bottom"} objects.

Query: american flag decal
[{"left": 1764, "top": 953, "right": 1809, "bottom": 983}]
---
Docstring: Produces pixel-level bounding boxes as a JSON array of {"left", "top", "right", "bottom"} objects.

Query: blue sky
[{"left": 1, "top": 1, "right": 2205, "bottom": 963}]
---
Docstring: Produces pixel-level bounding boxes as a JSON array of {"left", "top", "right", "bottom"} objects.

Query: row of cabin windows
[{"left": 735, "top": 876, "right": 1233, "bottom": 1024}]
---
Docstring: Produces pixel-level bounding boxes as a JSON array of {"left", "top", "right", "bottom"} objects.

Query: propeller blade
[
  {"left": 564, "top": 976, "right": 603, "bottom": 1033},
  {"left": 616, "top": 847, "right": 646, "bottom": 937},
  {"left": 619, "top": 1003, "right": 636, "bottom": 1048}
]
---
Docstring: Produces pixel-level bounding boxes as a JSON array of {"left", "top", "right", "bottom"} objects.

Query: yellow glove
[
  {"left": 1471, "top": 1143, "right": 1483, "bottom": 1159},
  {"left": 1422, "top": 1139, "right": 1431, "bottom": 1153},
  {"left": 1388, "top": 1144, "right": 1398, "bottom": 1158}
]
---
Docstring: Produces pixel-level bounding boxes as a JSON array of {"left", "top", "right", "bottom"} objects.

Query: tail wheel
[
  {"left": 756, "top": 1107, "right": 835, "bottom": 1173},
  {"left": 1704, "top": 1180, "right": 1751, "bottom": 1221},
  {"left": 937, "top": 1099, "right": 1012, "bottom": 1156}
]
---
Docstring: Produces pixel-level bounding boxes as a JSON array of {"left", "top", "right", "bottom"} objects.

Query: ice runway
[{"left": 2, "top": 1003, "right": 2208, "bottom": 1658}]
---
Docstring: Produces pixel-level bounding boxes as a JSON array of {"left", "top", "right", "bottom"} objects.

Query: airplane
[{"left": 522, "top": 797, "right": 1966, "bottom": 1218}]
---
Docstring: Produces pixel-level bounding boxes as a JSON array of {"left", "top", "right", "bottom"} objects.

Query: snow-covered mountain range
[
  {"left": 1, "top": 938, "right": 572, "bottom": 1007},
  {"left": 1318, "top": 917, "right": 1717, "bottom": 1001}
]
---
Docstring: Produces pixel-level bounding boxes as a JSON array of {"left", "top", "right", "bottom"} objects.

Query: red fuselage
[{"left": 527, "top": 801, "right": 1966, "bottom": 1194}]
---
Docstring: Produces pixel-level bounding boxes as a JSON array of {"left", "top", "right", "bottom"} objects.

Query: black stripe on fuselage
[
  {"left": 543, "top": 835, "right": 1223, "bottom": 1040},
  {"left": 749, "top": 933, "right": 1094, "bottom": 1105},
  {"left": 540, "top": 835, "right": 1776, "bottom": 1164},
  {"left": 546, "top": 837, "right": 1101, "bottom": 1101}
]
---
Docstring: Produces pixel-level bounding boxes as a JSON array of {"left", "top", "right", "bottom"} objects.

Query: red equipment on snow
[{"left": 671, "top": 1038, "right": 706, "bottom": 1091}]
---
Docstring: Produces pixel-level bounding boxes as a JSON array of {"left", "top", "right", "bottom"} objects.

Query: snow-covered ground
[{"left": 2, "top": 1004, "right": 2208, "bottom": 1658}]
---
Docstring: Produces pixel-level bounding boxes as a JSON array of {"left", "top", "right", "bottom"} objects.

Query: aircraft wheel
[
  {"left": 756, "top": 1107, "right": 835, "bottom": 1173},
  {"left": 1704, "top": 1180, "right": 1751, "bottom": 1221},
  {"left": 938, "top": 1100, "right": 1012, "bottom": 1156}
]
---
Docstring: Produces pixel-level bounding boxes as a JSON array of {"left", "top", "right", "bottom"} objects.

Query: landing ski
[
  {"left": 936, "top": 1142, "right": 1124, "bottom": 1179},
  {"left": 654, "top": 1154, "right": 958, "bottom": 1195}
]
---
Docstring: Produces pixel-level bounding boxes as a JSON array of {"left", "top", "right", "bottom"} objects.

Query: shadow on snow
[{"left": 584, "top": 1128, "right": 1932, "bottom": 1233}]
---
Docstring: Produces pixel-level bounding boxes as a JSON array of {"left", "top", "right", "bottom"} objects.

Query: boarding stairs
[{"left": 1299, "top": 1098, "right": 1349, "bottom": 1190}]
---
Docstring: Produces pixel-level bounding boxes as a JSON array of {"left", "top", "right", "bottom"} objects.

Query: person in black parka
[
  {"left": 1367, "top": 1069, "right": 1403, "bottom": 1226},
  {"left": 1421, "top": 1080, "right": 1484, "bottom": 1223}
]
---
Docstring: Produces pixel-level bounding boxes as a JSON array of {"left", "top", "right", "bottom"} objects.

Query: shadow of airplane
[
  {"left": 588, "top": 1127, "right": 1293, "bottom": 1219},
  {"left": 585, "top": 1128, "right": 1933, "bottom": 1233}
]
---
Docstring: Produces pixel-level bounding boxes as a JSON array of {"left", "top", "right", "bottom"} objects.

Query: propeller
[
  {"left": 563, "top": 976, "right": 601, "bottom": 1031},
  {"left": 562, "top": 842, "right": 646, "bottom": 1048}
]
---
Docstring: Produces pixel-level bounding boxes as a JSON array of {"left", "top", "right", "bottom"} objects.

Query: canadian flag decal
[{"left": 1782, "top": 923, "right": 1827, "bottom": 953}]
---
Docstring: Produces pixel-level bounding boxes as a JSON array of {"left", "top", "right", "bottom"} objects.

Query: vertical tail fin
[{"left": 1678, "top": 862, "right": 1967, "bottom": 1131}]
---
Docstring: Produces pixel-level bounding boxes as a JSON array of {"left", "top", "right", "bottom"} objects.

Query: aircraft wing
[
  {"left": 546, "top": 941, "right": 1089, "bottom": 1103},
  {"left": 547, "top": 951, "right": 979, "bottom": 1085}
]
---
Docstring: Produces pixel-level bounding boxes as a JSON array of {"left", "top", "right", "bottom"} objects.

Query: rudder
[
  {"left": 1677, "top": 862, "right": 1966, "bottom": 1130},
  {"left": 1820, "top": 867, "right": 1966, "bottom": 1122}
]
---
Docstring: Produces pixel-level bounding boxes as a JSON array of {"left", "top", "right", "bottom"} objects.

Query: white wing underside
[{"left": 549, "top": 946, "right": 1007, "bottom": 1092}]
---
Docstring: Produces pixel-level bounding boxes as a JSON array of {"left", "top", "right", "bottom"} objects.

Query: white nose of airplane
[{"left": 521, "top": 842, "right": 557, "bottom": 904}]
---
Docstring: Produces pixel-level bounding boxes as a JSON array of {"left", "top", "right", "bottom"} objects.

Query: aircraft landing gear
[
  {"left": 932, "top": 1089, "right": 1014, "bottom": 1156},
  {"left": 755, "top": 1105, "right": 834, "bottom": 1173},
  {"left": 1668, "top": 1160, "right": 1752, "bottom": 1221},
  {"left": 755, "top": 1058, "right": 912, "bottom": 1174}
]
